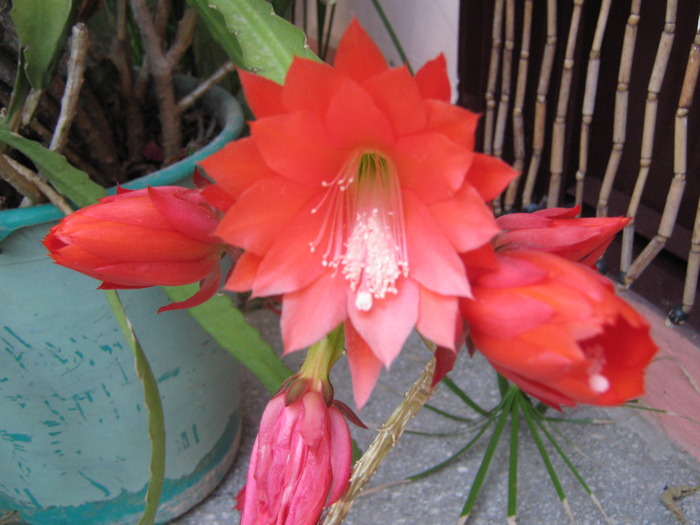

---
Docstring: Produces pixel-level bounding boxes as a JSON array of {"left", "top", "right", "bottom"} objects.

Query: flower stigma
[
  {"left": 584, "top": 342, "right": 610, "bottom": 394},
  {"left": 309, "top": 151, "right": 409, "bottom": 312}
]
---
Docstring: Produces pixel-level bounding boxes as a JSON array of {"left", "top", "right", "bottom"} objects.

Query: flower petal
[
  {"left": 251, "top": 112, "right": 345, "bottom": 186},
  {"left": 324, "top": 78, "right": 394, "bottom": 150},
  {"left": 198, "top": 137, "right": 276, "bottom": 200},
  {"left": 345, "top": 321, "right": 384, "bottom": 409},
  {"left": 226, "top": 251, "right": 262, "bottom": 292},
  {"left": 347, "top": 276, "right": 419, "bottom": 368},
  {"left": 393, "top": 133, "right": 471, "bottom": 203},
  {"left": 415, "top": 54, "right": 451, "bottom": 102},
  {"left": 281, "top": 272, "right": 348, "bottom": 353},
  {"left": 217, "top": 175, "right": 316, "bottom": 254},
  {"left": 416, "top": 285, "right": 460, "bottom": 349},
  {"left": 430, "top": 182, "right": 501, "bottom": 252},
  {"left": 282, "top": 58, "right": 341, "bottom": 116},
  {"left": 403, "top": 190, "right": 471, "bottom": 296},
  {"left": 334, "top": 18, "right": 388, "bottom": 83},
  {"left": 464, "top": 152, "right": 517, "bottom": 202},
  {"left": 239, "top": 69, "right": 285, "bottom": 118},
  {"left": 363, "top": 66, "right": 427, "bottom": 136}
]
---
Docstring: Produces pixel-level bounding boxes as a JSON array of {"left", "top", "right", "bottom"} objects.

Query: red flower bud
[
  {"left": 496, "top": 205, "right": 630, "bottom": 267},
  {"left": 461, "top": 250, "right": 657, "bottom": 409},
  {"left": 44, "top": 186, "right": 225, "bottom": 311}
]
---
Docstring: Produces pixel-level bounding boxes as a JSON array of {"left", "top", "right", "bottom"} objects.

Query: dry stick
[
  {"left": 2, "top": 155, "right": 73, "bottom": 214},
  {"left": 0, "top": 152, "right": 44, "bottom": 204},
  {"left": 546, "top": 0, "right": 584, "bottom": 209},
  {"left": 129, "top": 0, "right": 182, "bottom": 164},
  {"left": 50, "top": 23, "right": 89, "bottom": 153},
  {"left": 112, "top": 0, "right": 146, "bottom": 165},
  {"left": 575, "top": 0, "right": 612, "bottom": 214},
  {"left": 482, "top": 0, "right": 505, "bottom": 157},
  {"left": 492, "top": 0, "right": 515, "bottom": 215},
  {"left": 320, "top": 358, "right": 437, "bottom": 525},
  {"left": 521, "top": 0, "right": 556, "bottom": 209},
  {"left": 177, "top": 61, "right": 237, "bottom": 112},
  {"left": 596, "top": 0, "right": 642, "bottom": 218},
  {"left": 624, "top": 17, "right": 700, "bottom": 303},
  {"left": 621, "top": 0, "right": 677, "bottom": 273},
  {"left": 503, "top": 0, "right": 532, "bottom": 212},
  {"left": 166, "top": 8, "right": 198, "bottom": 67}
]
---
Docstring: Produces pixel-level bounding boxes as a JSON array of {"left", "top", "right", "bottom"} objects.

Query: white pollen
[
  {"left": 355, "top": 291, "right": 373, "bottom": 311},
  {"left": 588, "top": 374, "right": 610, "bottom": 394}
]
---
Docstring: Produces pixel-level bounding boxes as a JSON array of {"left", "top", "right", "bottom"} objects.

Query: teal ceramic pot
[{"left": 0, "top": 82, "right": 244, "bottom": 524}]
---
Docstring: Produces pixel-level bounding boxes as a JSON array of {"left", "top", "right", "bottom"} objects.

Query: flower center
[
  {"left": 583, "top": 342, "right": 609, "bottom": 394},
  {"left": 309, "top": 151, "right": 408, "bottom": 311}
]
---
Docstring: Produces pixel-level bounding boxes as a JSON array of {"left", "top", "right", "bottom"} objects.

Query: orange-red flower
[
  {"left": 460, "top": 250, "right": 657, "bottom": 409},
  {"left": 200, "top": 20, "right": 515, "bottom": 407},
  {"left": 44, "top": 186, "right": 225, "bottom": 311},
  {"left": 495, "top": 205, "right": 630, "bottom": 267}
]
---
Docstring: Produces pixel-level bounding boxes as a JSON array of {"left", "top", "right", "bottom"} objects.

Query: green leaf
[
  {"left": 186, "top": 0, "right": 245, "bottom": 67},
  {"left": 11, "top": 0, "right": 75, "bottom": 89},
  {"left": 104, "top": 290, "right": 165, "bottom": 525},
  {"left": 164, "top": 285, "right": 292, "bottom": 394},
  {"left": 0, "top": 125, "right": 107, "bottom": 207},
  {"left": 197, "top": 0, "right": 320, "bottom": 84},
  {"left": 507, "top": 395, "right": 520, "bottom": 520}
]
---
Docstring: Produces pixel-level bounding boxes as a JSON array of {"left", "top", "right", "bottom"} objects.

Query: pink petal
[
  {"left": 251, "top": 201, "right": 327, "bottom": 296},
  {"left": 403, "top": 190, "right": 471, "bottom": 296},
  {"left": 217, "top": 175, "right": 316, "bottom": 254},
  {"left": 363, "top": 66, "right": 427, "bottom": 136},
  {"left": 429, "top": 182, "right": 501, "bottom": 252},
  {"left": 158, "top": 265, "right": 221, "bottom": 312},
  {"left": 281, "top": 272, "right": 348, "bottom": 353},
  {"left": 198, "top": 138, "right": 276, "bottom": 200},
  {"left": 226, "top": 251, "right": 262, "bottom": 292},
  {"left": 282, "top": 58, "right": 341, "bottom": 115},
  {"left": 327, "top": 406, "right": 352, "bottom": 503},
  {"left": 239, "top": 69, "right": 285, "bottom": 118},
  {"left": 415, "top": 285, "right": 459, "bottom": 349},
  {"left": 345, "top": 321, "right": 384, "bottom": 409},
  {"left": 393, "top": 133, "right": 471, "bottom": 203},
  {"left": 147, "top": 187, "right": 219, "bottom": 243},
  {"left": 464, "top": 153, "right": 517, "bottom": 202},
  {"left": 432, "top": 345, "right": 459, "bottom": 387},
  {"left": 347, "top": 277, "right": 419, "bottom": 368},
  {"left": 251, "top": 112, "right": 346, "bottom": 186},
  {"left": 324, "top": 78, "right": 395, "bottom": 150},
  {"left": 414, "top": 54, "right": 451, "bottom": 102},
  {"left": 334, "top": 19, "right": 388, "bottom": 83}
]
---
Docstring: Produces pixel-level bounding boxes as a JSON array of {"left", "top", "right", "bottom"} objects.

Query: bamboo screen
[{"left": 458, "top": 0, "right": 700, "bottom": 325}]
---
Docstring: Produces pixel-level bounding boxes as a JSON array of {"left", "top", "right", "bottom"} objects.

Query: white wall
[{"left": 297, "top": 0, "right": 460, "bottom": 100}]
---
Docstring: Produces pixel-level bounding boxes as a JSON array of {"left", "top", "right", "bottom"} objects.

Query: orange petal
[
  {"left": 239, "top": 70, "right": 285, "bottom": 118},
  {"left": 414, "top": 54, "right": 451, "bottom": 102},
  {"left": 334, "top": 18, "right": 388, "bottom": 83}
]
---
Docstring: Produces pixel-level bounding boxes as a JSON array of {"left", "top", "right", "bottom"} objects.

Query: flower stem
[{"left": 320, "top": 357, "right": 436, "bottom": 524}]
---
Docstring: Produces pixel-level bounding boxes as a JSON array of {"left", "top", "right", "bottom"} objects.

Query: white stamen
[
  {"left": 588, "top": 374, "right": 610, "bottom": 393},
  {"left": 308, "top": 152, "right": 408, "bottom": 311}
]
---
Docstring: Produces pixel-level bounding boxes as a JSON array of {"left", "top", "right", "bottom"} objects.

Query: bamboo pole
[
  {"left": 596, "top": 0, "right": 642, "bottom": 217},
  {"left": 521, "top": 0, "right": 557, "bottom": 209},
  {"left": 503, "top": 0, "right": 533, "bottom": 212},
  {"left": 623, "top": 17, "right": 700, "bottom": 303},
  {"left": 620, "top": 0, "right": 677, "bottom": 273},
  {"left": 483, "top": 0, "right": 505, "bottom": 157},
  {"left": 575, "top": 0, "right": 612, "bottom": 213},
  {"left": 547, "top": 0, "right": 584, "bottom": 208}
]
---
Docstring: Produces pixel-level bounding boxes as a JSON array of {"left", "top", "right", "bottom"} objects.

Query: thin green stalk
[
  {"left": 507, "top": 395, "right": 520, "bottom": 520},
  {"left": 459, "top": 387, "right": 517, "bottom": 522},
  {"left": 441, "top": 376, "right": 489, "bottom": 416},
  {"left": 105, "top": 290, "right": 164, "bottom": 525},
  {"left": 497, "top": 373, "right": 510, "bottom": 399},
  {"left": 369, "top": 0, "right": 412, "bottom": 74}
]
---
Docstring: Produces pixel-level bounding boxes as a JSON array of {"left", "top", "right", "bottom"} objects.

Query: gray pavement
[{"left": 172, "top": 310, "right": 700, "bottom": 525}]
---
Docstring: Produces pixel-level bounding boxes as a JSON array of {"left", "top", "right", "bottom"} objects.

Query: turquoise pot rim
[{"left": 0, "top": 78, "right": 244, "bottom": 241}]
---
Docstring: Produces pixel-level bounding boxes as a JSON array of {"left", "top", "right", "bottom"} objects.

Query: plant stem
[
  {"left": 129, "top": 0, "right": 182, "bottom": 164},
  {"left": 320, "top": 357, "right": 437, "bottom": 524}
]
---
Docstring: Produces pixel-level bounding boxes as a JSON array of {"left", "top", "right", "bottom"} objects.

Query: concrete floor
[{"left": 172, "top": 302, "right": 700, "bottom": 525}]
